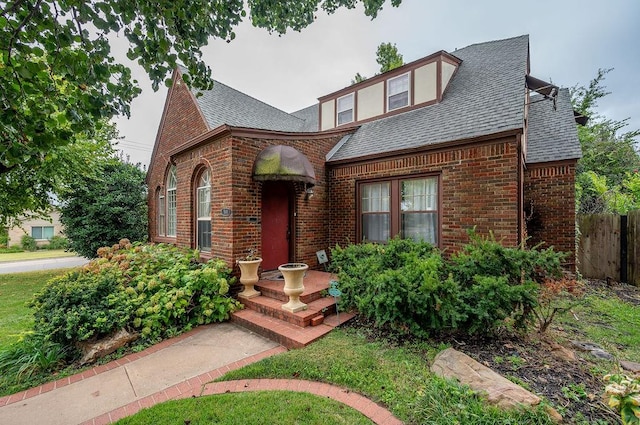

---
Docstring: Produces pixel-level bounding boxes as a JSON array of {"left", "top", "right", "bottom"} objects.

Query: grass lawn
[
  {"left": 0, "top": 250, "right": 77, "bottom": 263},
  {"left": 0, "top": 269, "right": 69, "bottom": 348},
  {"left": 117, "top": 391, "right": 374, "bottom": 425}
]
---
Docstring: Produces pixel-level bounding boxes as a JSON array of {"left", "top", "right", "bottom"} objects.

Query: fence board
[
  {"left": 629, "top": 210, "right": 640, "bottom": 286},
  {"left": 577, "top": 214, "right": 620, "bottom": 280}
]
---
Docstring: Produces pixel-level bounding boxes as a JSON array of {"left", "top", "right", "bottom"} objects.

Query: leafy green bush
[
  {"left": 331, "top": 238, "right": 465, "bottom": 337},
  {"left": 0, "top": 228, "right": 8, "bottom": 247},
  {"left": 31, "top": 241, "right": 240, "bottom": 357},
  {"left": 21, "top": 234, "right": 37, "bottom": 251},
  {"left": 46, "top": 235, "right": 69, "bottom": 250},
  {"left": 330, "top": 232, "right": 567, "bottom": 338}
]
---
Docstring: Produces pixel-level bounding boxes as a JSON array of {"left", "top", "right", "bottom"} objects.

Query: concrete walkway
[{"left": 0, "top": 323, "right": 403, "bottom": 425}]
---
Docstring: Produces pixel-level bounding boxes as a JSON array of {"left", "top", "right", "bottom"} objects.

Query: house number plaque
[{"left": 221, "top": 208, "right": 232, "bottom": 217}]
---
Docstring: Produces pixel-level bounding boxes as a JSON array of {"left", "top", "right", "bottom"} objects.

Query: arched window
[
  {"left": 166, "top": 166, "right": 177, "bottom": 237},
  {"left": 157, "top": 187, "right": 165, "bottom": 237},
  {"left": 196, "top": 169, "right": 211, "bottom": 252}
]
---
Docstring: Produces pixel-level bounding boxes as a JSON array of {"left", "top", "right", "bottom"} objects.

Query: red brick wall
[
  {"left": 147, "top": 72, "right": 209, "bottom": 241},
  {"left": 524, "top": 161, "right": 577, "bottom": 268},
  {"left": 229, "top": 134, "right": 348, "bottom": 269},
  {"left": 328, "top": 137, "right": 522, "bottom": 253}
]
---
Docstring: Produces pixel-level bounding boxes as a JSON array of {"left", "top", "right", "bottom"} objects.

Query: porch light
[{"left": 305, "top": 185, "right": 314, "bottom": 200}]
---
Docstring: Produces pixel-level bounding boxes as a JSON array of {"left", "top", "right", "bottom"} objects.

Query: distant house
[
  {"left": 146, "top": 35, "right": 581, "bottom": 271},
  {"left": 6, "top": 210, "right": 65, "bottom": 247}
]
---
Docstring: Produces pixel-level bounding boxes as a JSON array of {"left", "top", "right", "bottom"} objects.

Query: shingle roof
[
  {"left": 526, "top": 89, "right": 582, "bottom": 163},
  {"left": 290, "top": 104, "right": 319, "bottom": 132},
  {"left": 179, "top": 66, "right": 312, "bottom": 132},
  {"left": 327, "top": 35, "right": 530, "bottom": 162}
]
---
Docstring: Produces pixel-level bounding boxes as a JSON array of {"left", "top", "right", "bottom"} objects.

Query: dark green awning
[{"left": 252, "top": 145, "right": 316, "bottom": 185}]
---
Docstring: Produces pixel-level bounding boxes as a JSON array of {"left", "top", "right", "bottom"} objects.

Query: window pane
[
  {"left": 43, "top": 226, "right": 54, "bottom": 239},
  {"left": 402, "top": 212, "right": 437, "bottom": 244},
  {"left": 361, "top": 182, "right": 389, "bottom": 213},
  {"left": 337, "top": 94, "right": 354, "bottom": 125},
  {"left": 362, "top": 214, "right": 390, "bottom": 242},
  {"left": 197, "top": 220, "right": 211, "bottom": 251},
  {"left": 158, "top": 195, "right": 165, "bottom": 236},
  {"left": 402, "top": 178, "right": 437, "bottom": 211},
  {"left": 167, "top": 190, "right": 176, "bottom": 236},
  {"left": 32, "top": 227, "right": 42, "bottom": 239},
  {"left": 388, "top": 74, "right": 409, "bottom": 110},
  {"left": 337, "top": 110, "right": 353, "bottom": 125}
]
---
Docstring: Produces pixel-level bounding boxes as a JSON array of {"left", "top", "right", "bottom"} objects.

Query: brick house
[{"left": 146, "top": 35, "right": 581, "bottom": 272}]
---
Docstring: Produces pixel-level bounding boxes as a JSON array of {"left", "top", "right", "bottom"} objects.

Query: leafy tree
[
  {"left": 59, "top": 157, "right": 147, "bottom": 258},
  {"left": 351, "top": 41, "right": 404, "bottom": 84},
  {"left": 572, "top": 69, "right": 640, "bottom": 213},
  {"left": 376, "top": 42, "right": 403, "bottom": 73},
  {"left": 1, "top": 0, "right": 403, "bottom": 223}
]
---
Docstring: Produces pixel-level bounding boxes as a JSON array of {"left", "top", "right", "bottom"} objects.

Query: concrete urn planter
[
  {"left": 237, "top": 258, "right": 262, "bottom": 299},
  {"left": 278, "top": 263, "right": 309, "bottom": 312}
]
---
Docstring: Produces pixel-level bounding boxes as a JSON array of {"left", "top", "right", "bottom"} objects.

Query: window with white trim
[
  {"left": 360, "top": 176, "right": 438, "bottom": 245},
  {"left": 166, "top": 166, "right": 177, "bottom": 237},
  {"left": 336, "top": 93, "right": 354, "bottom": 126},
  {"left": 32, "top": 226, "right": 54, "bottom": 240},
  {"left": 196, "top": 169, "right": 211, "bottom": 252},
  {"left": 387, "top": 73, "right": 410, "bottom": 111},
  {"left": 157, "top": 188, "right": 165, "bottom": 237}
]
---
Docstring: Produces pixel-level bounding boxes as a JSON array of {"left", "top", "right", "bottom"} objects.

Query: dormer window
[
  {"left": 337, "top": 93, "right": 354, "bottom": 125},
  {"left": 387, "top": 73, "right": 410, "bottom": 111}
]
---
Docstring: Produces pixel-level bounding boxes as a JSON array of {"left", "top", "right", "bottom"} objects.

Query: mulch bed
[{"left": 345, "top": 279, "right": 640, "bottom": 424}]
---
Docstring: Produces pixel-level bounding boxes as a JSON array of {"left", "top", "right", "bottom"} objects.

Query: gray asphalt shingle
[{"left": 526, "top": 88, "right": 582, "bottom": 163}]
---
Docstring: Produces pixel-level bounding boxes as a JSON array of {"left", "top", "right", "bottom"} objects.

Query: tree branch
[{"left": 6, "top": 0, "right": 43, "bottom": 63}]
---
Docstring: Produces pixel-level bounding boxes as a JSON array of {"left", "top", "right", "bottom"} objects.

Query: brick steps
[{"left": 231, "top": 270, "right": 352, "bottom": 349}]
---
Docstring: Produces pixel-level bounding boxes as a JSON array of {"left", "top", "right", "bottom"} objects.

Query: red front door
[{"left": 261, "top": 181, "right": 291, "bottom": 270}]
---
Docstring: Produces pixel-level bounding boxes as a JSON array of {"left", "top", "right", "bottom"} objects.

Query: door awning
[{"left": 252, "top": 145, "right": 316, "bottom": 185}]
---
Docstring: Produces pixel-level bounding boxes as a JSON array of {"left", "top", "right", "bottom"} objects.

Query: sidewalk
[{"left": 0, "top": 323, "right": 404, "bottom": 425}]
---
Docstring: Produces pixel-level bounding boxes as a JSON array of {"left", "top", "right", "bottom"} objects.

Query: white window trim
[
  {"left": 31, "top": 225, "right": 55, "bottom": 240},
  {"left": 336, "top": 93, "right": 354, "bottom": 126},
  {"left": 196, "top": 169, "right": 211, "bottom": 252},
  {"left": 386, "top": 72, "right": 411, "bottom": 112}
]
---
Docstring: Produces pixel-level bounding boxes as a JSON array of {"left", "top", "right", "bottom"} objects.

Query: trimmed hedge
[{"left": 330, "top": 232, "right": 566, "bottom": 337}]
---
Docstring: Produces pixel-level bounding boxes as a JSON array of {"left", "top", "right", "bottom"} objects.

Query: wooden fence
[{"left": 577, "top": 210, "right": 639, "bottom": 285}]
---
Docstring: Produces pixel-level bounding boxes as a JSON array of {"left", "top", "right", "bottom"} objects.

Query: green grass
[
  {"left": 216, "top": 329, "right": 554, "bottom": 424},
  {"left": 0, "top": 269, "right": 69, "bottom": 348},
  {"left": 0, "top": 249, "right": 77, "bottom": 263},
  {"left": 116, "top": 391, "right": 373, "bottom": 425},
  {"left": 556, "top": 289, "right": 640, "bottom": 362}
]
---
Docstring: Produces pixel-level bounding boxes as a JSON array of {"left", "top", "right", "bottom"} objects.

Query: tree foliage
[
  {"left": 572, "top": 69, "right": 640, "bottom": 214},
  {"left": 59, "top": 157, "right": 147, "bottom": 258},
  {"left": 351, "top": 41, "right": 404, "bottom": 84},
  {"left": 1, "top": 0, "right": 403, "bottom": 223}
]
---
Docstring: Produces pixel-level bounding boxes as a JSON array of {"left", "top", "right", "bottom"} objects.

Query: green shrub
[
  {"left": 0, "top": 228, "right": 8, "bottom": 246},
  {"left": 46, "top": 236, "right": 69, "bottom": 250},
  {"left": 331, "top": 238, "right": 465, "bottom": 337},
  {"left": 21, "top": 234, "right": 37, "bottom": 251},
  {"left": 330, "top": 232, "right": 568, "bottom": 338},
  {"left": 31, "top": 241, "right": 240, "bottom": 358}
]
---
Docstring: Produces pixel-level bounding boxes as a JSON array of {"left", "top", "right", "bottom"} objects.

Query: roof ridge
[{"left": 452, "top": 34, "right": 529, "bottom": 54}]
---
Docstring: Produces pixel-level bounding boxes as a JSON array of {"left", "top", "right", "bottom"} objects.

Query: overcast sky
[{"left": 112, "top": 0, "right": 640, "bottom": 167}]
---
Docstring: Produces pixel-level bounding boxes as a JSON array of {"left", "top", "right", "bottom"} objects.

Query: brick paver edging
[
  {"left": 0, "top": 325, "right": 209, "bottom": 408},
  {"left": 83, "top": 377, "right": 403, "bottom": 425}
]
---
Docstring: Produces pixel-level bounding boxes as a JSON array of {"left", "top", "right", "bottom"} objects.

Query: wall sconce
[{"left": 305, "top": 184, "right": 314, "bottom": 200}]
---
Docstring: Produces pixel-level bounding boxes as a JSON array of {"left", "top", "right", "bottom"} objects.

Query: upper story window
[
  {"left": 336, "top": 93, "right": 354, "bottom": 126},
  {"left": 387, "top": 73, "right": 410, "bottom": 111},
  {"left": 166, "top": 166, "right": 177, "bottom": 237}
]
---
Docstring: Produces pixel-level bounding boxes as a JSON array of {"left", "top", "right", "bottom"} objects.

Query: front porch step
[
  {"left": 255, "top": 270, "right": 332, "bottom": 304},
  {"left": 239, "top": 295, "right": 337, "bottom": 328},
  {"left": 232, "top": 270, "right": 355, "bottom": 348},
  {"left": 231, "top": 309, "right": 355, "bottom": 349}
]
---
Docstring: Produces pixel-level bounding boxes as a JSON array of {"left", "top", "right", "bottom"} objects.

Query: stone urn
[
  {"left": 237, "top": 258, "right": 262, "bottom": 299},
  {"left": 278, "top": 263, "right": 308, "bottom": 312}
]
